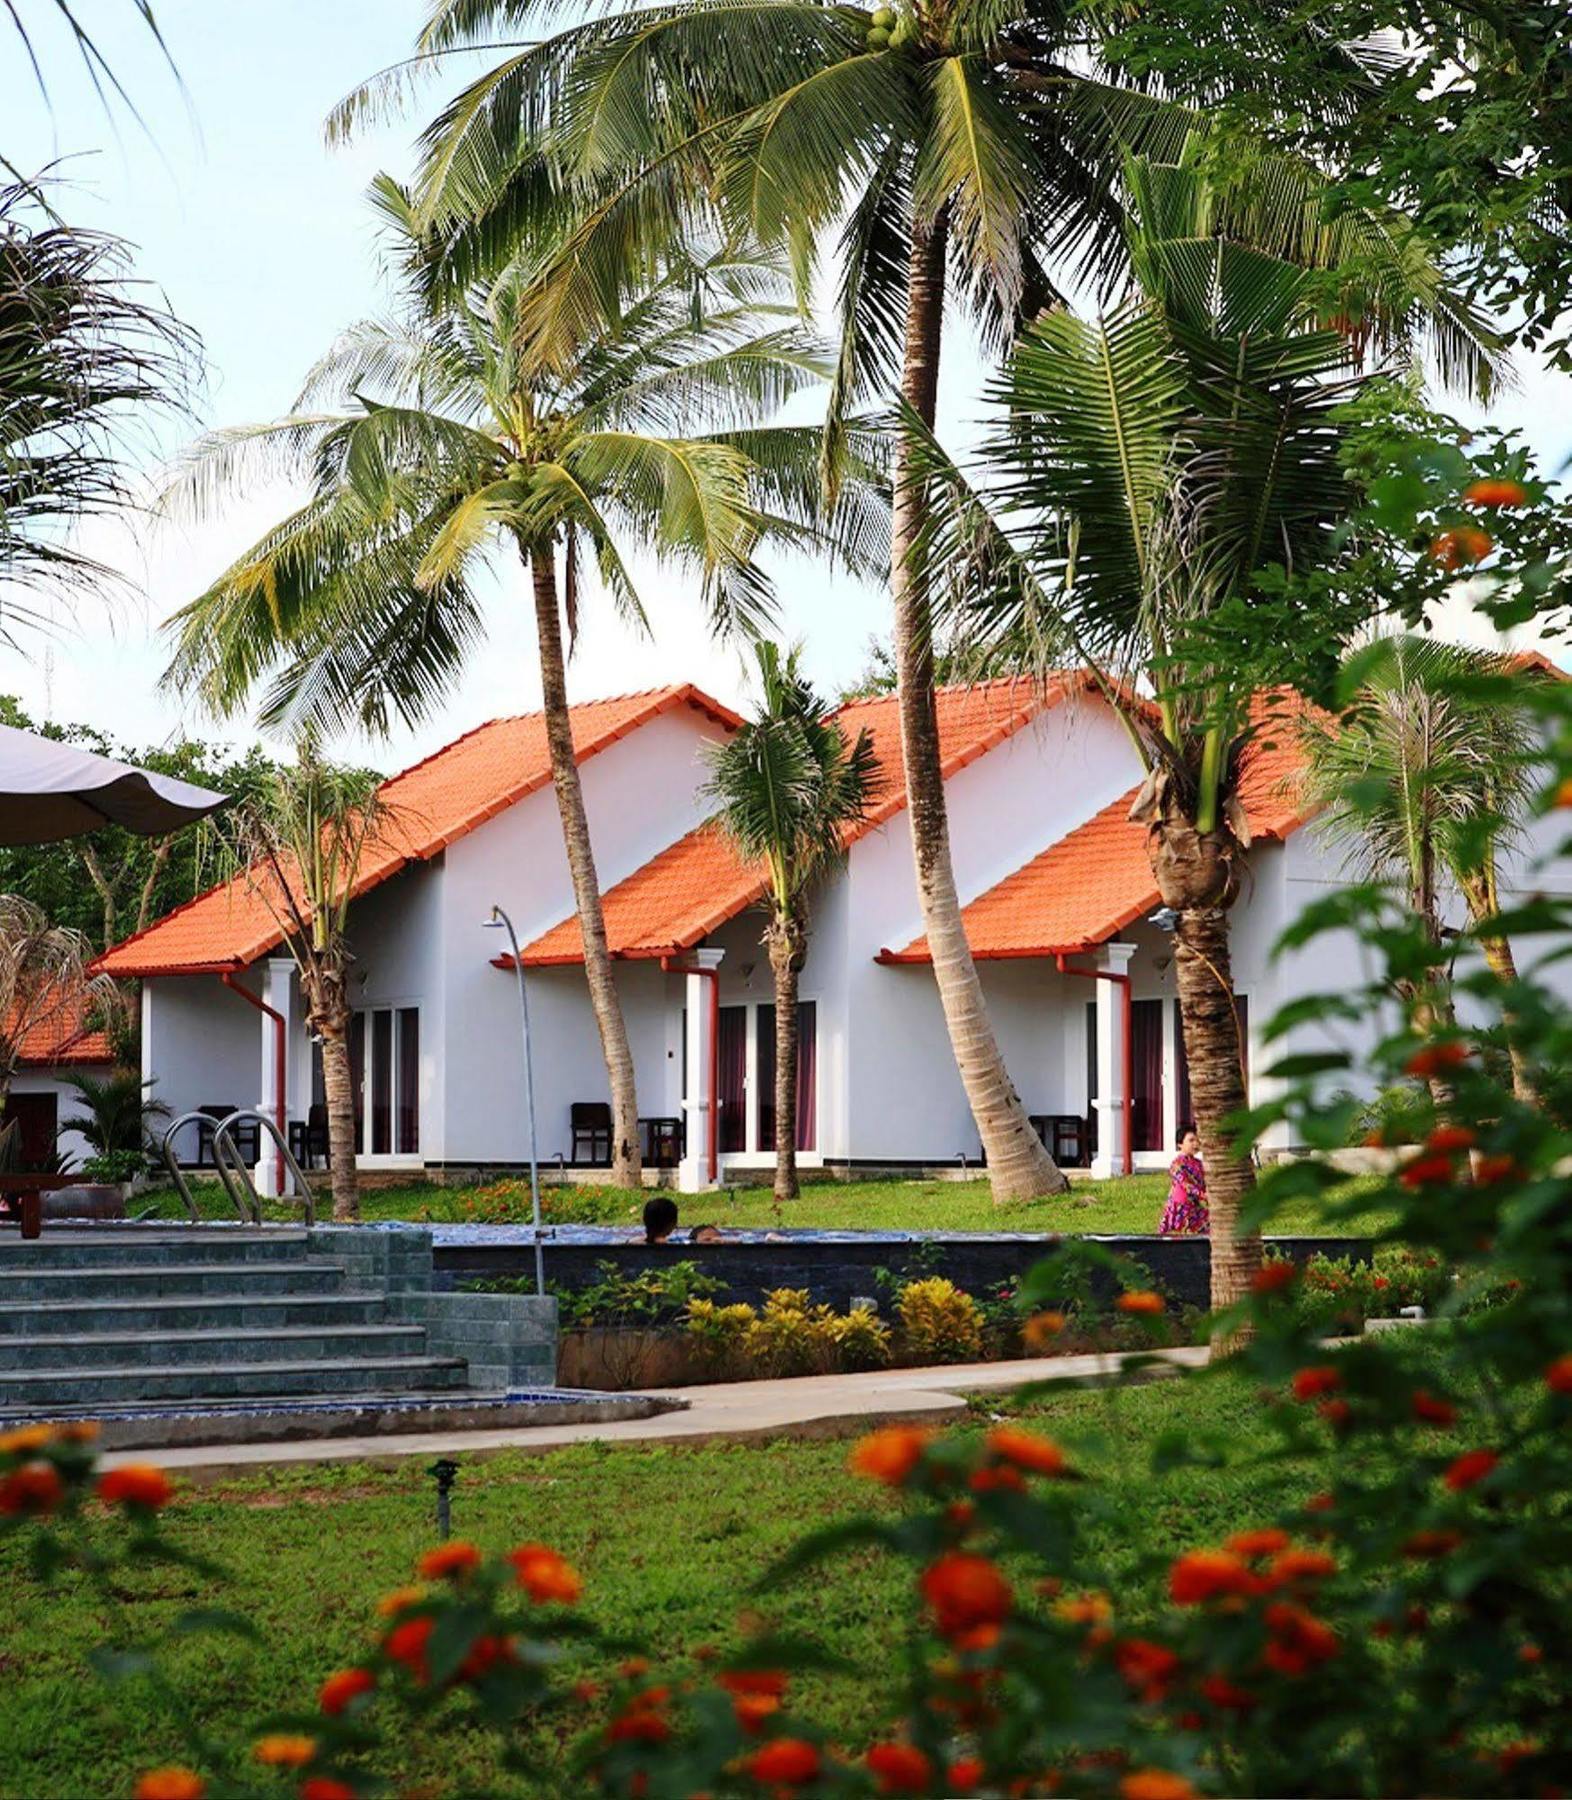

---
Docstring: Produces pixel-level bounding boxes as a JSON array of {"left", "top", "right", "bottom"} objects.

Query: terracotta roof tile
[
  {"left": 880, "top": 695, "right": 1314, "bottom": 964},
  {"left": 515, "top": 676, "right": 1091, "bottom": 965},
  {"left": 96, "top": 687, "right": 741, "bottom": 977},
  {"left": 11, "top": 992, "right": 115, "bottom": 1066}
]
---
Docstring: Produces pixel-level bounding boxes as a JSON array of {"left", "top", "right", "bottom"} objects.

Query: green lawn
[
  {"left": 138, "top": 1170, "right": 1388, "bottom": 1238},
  {"left": 0, "top": 1366, "right": 1376, "bottom": 1800}
]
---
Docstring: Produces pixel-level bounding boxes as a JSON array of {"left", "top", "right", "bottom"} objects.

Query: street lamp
[{"left": 483, "top": 905, "right": 544, "bottom": 1297}]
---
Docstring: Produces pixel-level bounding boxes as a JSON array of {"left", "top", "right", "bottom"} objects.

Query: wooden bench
[{"left": 0, "top": 1174, "right": 87, "bottom": 1240}]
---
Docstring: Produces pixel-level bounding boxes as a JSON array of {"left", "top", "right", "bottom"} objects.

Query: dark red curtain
[
  {"left": 396, "top": 1008, "right": 420, "bottom": 1154},
  {"left": 1131, "top": 999, "right": 1164, "bottom": 1151},
  {"left": 718, "top": 1006, "right": 747, "bottom": 1152},
  {"left": 756, "top": 1001, "right": 817, "bottom": 1152}
]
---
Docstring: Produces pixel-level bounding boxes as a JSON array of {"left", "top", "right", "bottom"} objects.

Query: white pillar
[
  {"left": 256, "top": 958, "right": 297, "bottom": 1197},
  {"left": 1091, "top": 941, "right": 1135, "bottom": 1179},
  {"left": 679, "top": 948, "right": 725, "bottom": 1194}
]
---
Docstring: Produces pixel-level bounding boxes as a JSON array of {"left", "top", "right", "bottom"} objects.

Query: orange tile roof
[
  {"left": 12, "top": 992, "right": 115, "bottom": 1067},
  {"left": 96, "top": 687, "right": 741, "bottom": 977},
  {"left": 880, "top": 695, "right": 1314, "bottom": 964},
  {"left": 514, "top": 676, "right": 1093, "bottom": 965}
]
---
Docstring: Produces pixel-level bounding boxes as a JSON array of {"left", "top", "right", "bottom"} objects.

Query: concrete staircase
[
  {"left": 0, "top": 1224, "right": 671, "bottom": 1450},
  {"left": 0, "top": 1230, "right": 469, "bottom": 1412}
]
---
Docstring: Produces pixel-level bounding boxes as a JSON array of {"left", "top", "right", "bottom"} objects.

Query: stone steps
[
  {"left": 0, "top": 1323, "right": 431, "bottom": 1370},
  {"left": 0, "top": 1354, "right": 472, "bottom": 1409},
  {"left": 0, "top": 1261, "right": 349, "bottom": 1301},
  {"left": 4, "top": 1230, "right": 313, "bottom": 1266},
  {"left": 0, "top": 1292, "right": 390, "bottom": 1336}
]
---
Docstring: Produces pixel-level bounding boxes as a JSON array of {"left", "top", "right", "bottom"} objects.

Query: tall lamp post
[{"left": 483, "top": 905, "right": 545, "bottom": 1297}]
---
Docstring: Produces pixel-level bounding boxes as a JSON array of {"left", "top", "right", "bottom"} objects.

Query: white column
[
  {"left": 1091, "top": 941, "right": 1135, "bottom": 1179},
  {"left": 256, "top": 958, "right": 297, "bottom": 1197},
  {"left": 679, "top": 948, "right": 725, "bottom": 1194}
]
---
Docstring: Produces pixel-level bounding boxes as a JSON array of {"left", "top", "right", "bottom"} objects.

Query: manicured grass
[
  {"left": 0, "top": 1366, "right": 1366, "bottom": 1799},
  {"left": 139, "top": 1170, "right": 1389, "bottom": 1238}
]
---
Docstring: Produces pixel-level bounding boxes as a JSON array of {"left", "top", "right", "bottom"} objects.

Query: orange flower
[
  {"left": 375, "top": 1586, "right": 427, "bottom": 1618},
  {"left": 1443, "top": 1448, "right": 1498, "bottom": 1490},
  {"left": 0, "top": 1460, "right": 63, "bottom": 1516},
  {"left": 1224, "top": 1528, "right": 1289, "bottom": 1558},
  {"left": 1474, "top": 1154, "right": 1521, "bottom": 1184},
  {"left": 1263, "top": 1601, "right": 1338, "bottom": 1675},
  {"left": 1546, "top": 1354, "right": 1572, "bottom": 1395},
  {"left": 1023, "top": 1310, "right": 1067, "bottom": 1350},
  {"left": 607, "top": 1697, "right": 671, "bottom": 1745},
  {"left": 1303, "top": 1492, "right": 1335, "bottom": 1514},
  {"left": 1264, "top": 1548, "right": 1336, "bottom": 1587},
  {"left": 508, "top": 1542, "right": 582, "bottom": 1604},
  {"left": 732, "top": 1692, "right": 782, "bottom": 1735},
  {"left": 1120, "top": 1771, "right": 1196, "bottom": 1800},
  {"left": 719, "top": 1668, "right": 788, "bottom": 1699},
  {"left": 253, "top": 1734, "right": 317, "bottom": 1767},
  {"left": 948, "top": 1759, "right": 985, "bottom": 1794},
  {"left": 1402, "top": 1528, "right": 1463, "bottom": 1558},
  {"left": 457, "top": 1633, "right": 516, "bottom": 1683},
  {"left": 969, "top": 1464, "right": 1025, "bottom": 1494},
  {"left": 744, "top": 1738, "right": 821, "bottom": 1785},
  {"left": 1518, "top": 1642, "right": 1543, "bottom": 1664},
  {"left": 1250, "top": 1263, "right": 1296, "bottom": 1296},
  {"left": 96, "top": 1463, "right": 173, "bottom": 1510},
  {"left": 1425, "top": 1124, "right": 1476, "bottom": 1152},
  {"left": 1429, "top": 526, "right": 1493, "bottom": 569},
  {"left": 1462, "top": 477, "right": 1528, "bottom": 508},
  {"left": 1116, "top": 1290, "right": 1164, "bottom": 1315},
  {"left": 866, "top": 1742, "right": 934, "bottom": 1794},
  {"left": 133, "top": 1769, "right": 205, "bottom": 1800},
  {"left": 1169, "top": 1549, "right": 1258, "bottom": 1606},
  {"left": 301, "top": 1781, "right": 357, "bottom": 1800},
  {"left": 1201, "top": 1674, "right": 1258, "bottom": 1710},
  {"left": 1400, "top": 1152, "right": 1454, "bottom": 1188},
  {"left": 384, "top": 1615, "right": 434, "bottom": 1682},
  {"left": 1404, "top": 1042, "right": 1470, "bottom": 1078},
  {"left": 1113, "top": 1637, "right": 1181, "bottom": 1701},
  {"left": 986, "top": 1427, "right": 1069, "bottom": 1477},
  {"left": 0, "top": 1422, "right": 57, "bottom": 1455},
  {"left": 1291, "top": 1366, "right": 1341, "bottom": 1402},
  {"left": 318, "top": 1667, "right": 375, "bottom": 1715},
  {"left": 849, "top": 1426, "right": 932, "bottom": 1486},
  {"left": 1318, "top": 1398, "right": 1353, "bottom": 1430},
  {"left": 572, "top": 1679, "right": 602, "bottom": 1703},
  {"left": 418, "top": 1539, "right": 481, "bottom": 1580},
  {"left": 1411, "top": 1390, "right": 1458, "bottom": 1427},
  {"left": 920, "top": 1552, "right": 1013, "bottom": 1639}
]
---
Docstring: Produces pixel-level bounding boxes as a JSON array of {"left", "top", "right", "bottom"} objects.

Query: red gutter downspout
[
  {"left": 660, "top": 955, "right": 719, "bottom": 1184},
  {"left": 1055, "top": 954, "right": 1134, "bottom": 1177},
  {"left": 219, "top": 972, "right": 287, "bottom": 1194}
]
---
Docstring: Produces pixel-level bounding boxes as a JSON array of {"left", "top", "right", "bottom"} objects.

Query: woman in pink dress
[{"left": 1160, "top": 1124, "right": 1210, "bottom": 1235}]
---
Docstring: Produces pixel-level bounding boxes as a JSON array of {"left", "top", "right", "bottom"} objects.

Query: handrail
[
  {"left": 213, "top": 1109, "right": 316, "bottom": 1227},
  {"left": 160, "top": 1111, "right": 250, "bottom": 1223}
]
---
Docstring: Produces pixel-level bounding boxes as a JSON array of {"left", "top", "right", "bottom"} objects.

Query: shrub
[
  {"left": 895, "top": 1276, "right": 984, "bottom": 1363},
  {"left": 684, "top": 1298, "right": 758, "bottom": 1375},
  {"left": 827, "top": 1302, "right": 893, "bottom": 1371},
  {"left": 744, "top": 1288, "right": 842, "bottom": 1377}
]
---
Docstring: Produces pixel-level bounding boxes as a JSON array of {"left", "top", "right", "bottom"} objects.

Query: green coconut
[
  {"left": 865, "top": 24, "right": 891, "bottom": 46},
  {"left": 870, "top": 5, "right": 896, "bottom": 26}
]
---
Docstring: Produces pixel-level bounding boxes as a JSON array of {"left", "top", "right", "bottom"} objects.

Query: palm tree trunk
[
  {"left": 304, "top": 965, "right": 358, "bottom": 1221},
  {"left": 767, "top": 914, "right": 804, "bottom": 1203},
  {"left": 1461, "top": 870, "right": 1537, "bottom": 1105},
  {"left": 891, "top": 208, "right": 1066, "bottom": 1203},
  {"left": 529, "top": 545, "right": 643, "bottom": 1188},
  {"left": 1172, "top": 901, "right": 1259, "bottom": 1312}
]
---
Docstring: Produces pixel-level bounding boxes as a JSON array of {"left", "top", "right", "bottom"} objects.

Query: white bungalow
[{"left": 95, "top": 673, "right": 1572, "bottom": 1193}]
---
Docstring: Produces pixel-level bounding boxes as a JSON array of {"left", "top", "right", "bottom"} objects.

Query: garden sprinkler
[{"left": 428, "top": 1458, "right": 459, "bottom": 1539}]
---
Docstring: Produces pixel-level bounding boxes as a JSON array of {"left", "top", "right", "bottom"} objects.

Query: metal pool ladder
[{"left": 159, "top": 1108, "right": 316, "bottom": 1226}]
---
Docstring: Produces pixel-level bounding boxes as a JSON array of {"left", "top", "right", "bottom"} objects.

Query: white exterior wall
[
  {"left": 436, "top": 706, "right": 730, "bottom": 1168},
  {"left": 142, "top": 973, "right": 265, "bottom": 1157},
  {"left": 7, "top": 1065, "right": 109, "bottom": 1166}
]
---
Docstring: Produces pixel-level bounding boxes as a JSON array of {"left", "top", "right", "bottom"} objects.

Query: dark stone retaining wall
[{"left": 433, "top": 1235, "right": 1371, "bottom": 1316}]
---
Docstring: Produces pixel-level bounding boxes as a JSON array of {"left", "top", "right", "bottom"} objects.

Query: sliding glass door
[{"left": 348, "top": 1005, "right": 421, "bottom": 1159}]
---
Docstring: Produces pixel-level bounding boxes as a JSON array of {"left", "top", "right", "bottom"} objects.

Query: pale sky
[{"left": 5, "top": 0, "right": 1570, "bottom": 775}]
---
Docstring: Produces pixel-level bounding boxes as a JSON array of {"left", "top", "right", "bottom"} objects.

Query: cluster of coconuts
[{"left": 864, "top": 6, "right": 912, "bottom": 49}]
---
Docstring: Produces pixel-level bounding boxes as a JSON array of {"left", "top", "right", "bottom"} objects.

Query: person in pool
[
  {"left": 1159, "top": 1123, "right": 1210, "bottom": 1235},
  {"left": 642, "top": 1196, "right": 679, "bottom": 1245}
]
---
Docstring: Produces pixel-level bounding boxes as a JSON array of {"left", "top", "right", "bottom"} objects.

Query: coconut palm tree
[
  {"left": 1299, "top": 636, "right": 1544, "bottom": 1102},
  {"left": 219, "top": 742, "right": 391, "bottom": 1221},
  {"left": 913, "top": 154, "right": 1375, "bottom": 1308},
  {"left": 161, "top": 193, "right": 883, "bottom": 1191},
  {"left": 704, "top": 640, "right": 879, "bottom": 1199},
  {"left": 332, "top": 0, "right": 1505, "bottom": 1203}
]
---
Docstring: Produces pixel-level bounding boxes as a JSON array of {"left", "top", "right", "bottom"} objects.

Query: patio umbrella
[{"left": 0, "top": 722, "right": 228, "bottom": 845}]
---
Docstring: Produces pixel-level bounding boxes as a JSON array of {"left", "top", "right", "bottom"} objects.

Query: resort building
[{"left": 90, "top": 675, "right": 1567, "bottom": 1192}]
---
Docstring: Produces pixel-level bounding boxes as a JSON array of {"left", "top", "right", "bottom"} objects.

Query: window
[
  {"left": 351, "top": 1005, "right": 420, "bottom": 1157},
  {"left": 757, "top": 1001, "right": 817, "bottom": 1152}
]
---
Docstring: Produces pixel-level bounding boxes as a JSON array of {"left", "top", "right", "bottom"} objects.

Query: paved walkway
[{"left": 105, "top": 1346, "right": 1212, "bottom": 1481}]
